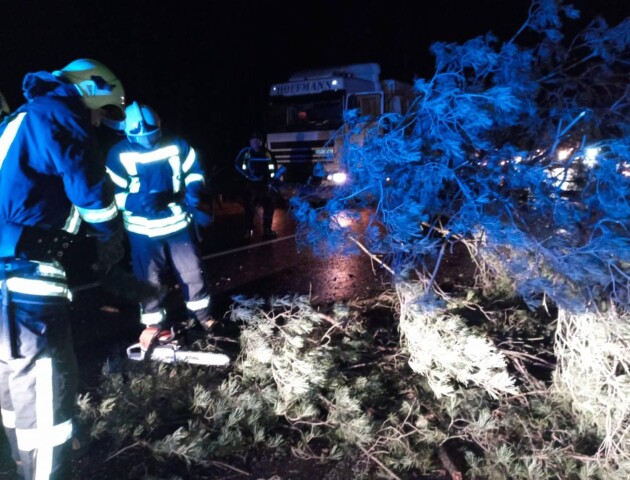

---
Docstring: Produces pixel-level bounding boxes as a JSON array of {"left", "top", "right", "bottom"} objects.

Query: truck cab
[{"left": 264, "top": 63, "right": 415, "bottom": 190}]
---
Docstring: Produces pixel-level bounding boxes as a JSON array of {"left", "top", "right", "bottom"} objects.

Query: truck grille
[{"left": 269, "top": 139, "right": 332, "bottom": 163}]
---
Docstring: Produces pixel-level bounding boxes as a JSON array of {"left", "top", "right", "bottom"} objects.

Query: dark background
[{"left": 2, "top": 0, "right": 627, "bottom": 185}]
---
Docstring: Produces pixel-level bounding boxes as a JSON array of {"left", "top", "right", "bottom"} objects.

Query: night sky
[{"left": 2, "top": 0, "right": 628, "bottom": 174}]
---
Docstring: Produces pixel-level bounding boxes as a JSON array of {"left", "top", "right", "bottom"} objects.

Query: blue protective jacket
[
  {"left": 105, "top": 135, "right": 206, "bottom": 238},
  {"left": 0, "top": 71, "right": 120, "bottom": 258}
]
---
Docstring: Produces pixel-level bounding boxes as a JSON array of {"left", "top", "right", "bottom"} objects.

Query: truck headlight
[
  {"left": 583, "top": 147, "right": 598, "bottom": 168},
  {"left": 328, "top": 172, "right": 348, "bottom": 185}
]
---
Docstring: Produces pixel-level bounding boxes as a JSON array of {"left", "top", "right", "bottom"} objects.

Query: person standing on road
[
  {"left": 0, "top": 58, "right": 128, "bottom": 480},
  {"left": 105, "top": 101, "right": 217, "bottom": 351},
  {"left": 0, "top": 90, "right": 10, "bottom": 122},
  {"left": 234, "top": 131, "right": 282, "bottom": 240}
]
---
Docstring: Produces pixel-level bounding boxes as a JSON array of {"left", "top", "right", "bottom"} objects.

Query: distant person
[
  {"left": 234, "top": 132, "right": 282, "bottom": 239},
  {"left": 0, "top": 58, "right": 128, "bottom": 480},
  {"left": 105, "top": 101, "right": 217, "bottom": 351},
  {"left": 0, "top": 90, "right": 10, "bottom": 121}
]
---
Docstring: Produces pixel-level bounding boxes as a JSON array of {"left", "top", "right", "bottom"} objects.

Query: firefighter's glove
[
  {"left": 183, "top": 201, "right": 213, "bottom": 231},
  {"left": 141, "top": 191, "right": 174, "bottom": 216},
  {"left": 139, "top": 325, "right": 175, "bottom": 351},
  {"left": 191, "top": 208, "right": 213, "bottom": 228},
  {"left": 274, "top": 166, "right": 287, "bottom": 181}
]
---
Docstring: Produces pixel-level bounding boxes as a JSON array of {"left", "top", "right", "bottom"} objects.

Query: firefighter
[
  {"left": 234, "top": 132, "right": 281, "bottom": 239},
  {"left": 105, "top": 101, "right": 216, "bottom": 351},
  {"left": 0, "top": 59, "right": 128, "bottom": 480}
]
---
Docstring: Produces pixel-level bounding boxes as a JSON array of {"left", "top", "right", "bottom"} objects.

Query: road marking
[
  {"left": 201, "top": 234, "right": 296, "bottom": 260},
  {"left": 71, "top": 234, "right": 296, "bottom": 294}
]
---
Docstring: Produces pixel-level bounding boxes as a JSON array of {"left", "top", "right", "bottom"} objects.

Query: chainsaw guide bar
[{"left": 127, "top": 342, "right": 231, "bottom": 366}]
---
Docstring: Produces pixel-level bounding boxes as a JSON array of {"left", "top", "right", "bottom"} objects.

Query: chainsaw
[{"left": 126, "top": 342, "right": 231, "bottom": 366}]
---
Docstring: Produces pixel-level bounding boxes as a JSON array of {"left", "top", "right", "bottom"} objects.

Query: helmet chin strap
[
  {"left": 101, "top": 116, "right": 126, "bottom": 131},
  {"left": 131, "top": 135, "right": 160, "bottom": 149},
  {"left": 128, "top": 129, "right": 162, "bottom": 149}
]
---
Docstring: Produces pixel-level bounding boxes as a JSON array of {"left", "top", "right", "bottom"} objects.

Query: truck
[{"left": 263, "top": 63, "right": 415, "bottom": 189}]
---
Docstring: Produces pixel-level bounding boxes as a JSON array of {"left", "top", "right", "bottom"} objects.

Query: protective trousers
[
  {"left": 242, "top": 183, "right": 276, "bottom": 232},
  {"left": 0, "top": 292, "right": 77, "bottom": 480},
  {"left": 128, "top": 227, "right": 212, "bottom": 325}
]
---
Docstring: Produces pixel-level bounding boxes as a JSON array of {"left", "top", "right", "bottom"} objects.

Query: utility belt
[
  {"left": 0, "top": 224, "right": 73, "bottom": 360},
  {"left": 0, "top": 222, "right": 75, "bottom": 264},
  {"left": 0, "top": 222, "right": 72, "bottom": 296},
  {"left": 0, "top": 223, "right": 73, "bottom": 299}
]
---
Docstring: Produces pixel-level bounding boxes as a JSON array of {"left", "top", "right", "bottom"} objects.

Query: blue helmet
[{"left": 124, "top": 101, "right": 162, "bottom": 149}]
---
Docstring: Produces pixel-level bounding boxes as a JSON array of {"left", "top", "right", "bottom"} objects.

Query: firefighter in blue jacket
[
  {"left": 0, "top": 59, "right": 127, "bottom": 480},
  {"left": 105, "top": 102, "right": 216, "bottom": 351}
]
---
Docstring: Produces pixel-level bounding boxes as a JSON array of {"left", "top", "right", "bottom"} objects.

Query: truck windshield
[{"left": 265, "top": 91, "right": 344, "bottom": 133}]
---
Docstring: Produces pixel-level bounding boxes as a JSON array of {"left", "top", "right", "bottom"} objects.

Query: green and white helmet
[{"left": 53, "top": 58, "right": 125, "bottom": 117}]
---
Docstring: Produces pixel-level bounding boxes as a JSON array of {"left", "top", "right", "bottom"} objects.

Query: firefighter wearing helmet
[
  {"left": 234, "top": 131, "right": 281, "bottom": 239},
  {"left": 105, "top": 101, "right": 218, "bottom": 351},
  {"left": 0, "top": 58, "right": 131, "bottom": 479}
]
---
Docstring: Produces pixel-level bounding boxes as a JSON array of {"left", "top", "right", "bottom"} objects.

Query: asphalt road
[
  {"left": 0, "top": 195, "right": 390, "bottom": 478},
  {"left": 66, "top": 195, "right": 390, "bottom": 383}
]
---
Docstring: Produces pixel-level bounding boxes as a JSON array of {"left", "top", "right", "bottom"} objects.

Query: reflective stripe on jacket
[
  {"left": 106, "top": 136, "right": 206, "bottom": 238},
  {"left": 235, "top": 146, "right": 278, "bottom": 182}
]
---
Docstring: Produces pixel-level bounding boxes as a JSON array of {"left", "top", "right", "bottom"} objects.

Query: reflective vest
[{"left": 235, "top": 146, "right": 278, "bottom": 182}]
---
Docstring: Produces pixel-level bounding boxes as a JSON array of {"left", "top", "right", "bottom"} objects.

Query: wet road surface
[
  {"left": 0, "top": 196, "right": 390, "bottom": 476},
  {"left": 68, "top": 196, "right": 391, "bottom": 381}
]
